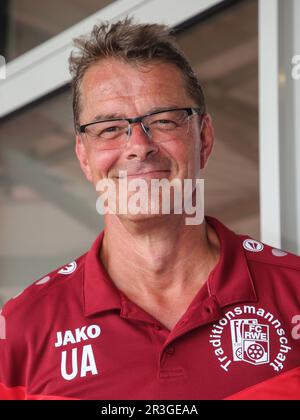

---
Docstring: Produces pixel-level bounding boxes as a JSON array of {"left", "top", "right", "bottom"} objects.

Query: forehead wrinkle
[
  {"left": 90, "top": 104, "right": 184, "bottom": 123},
  {"left": 82, "top": 59, "right": 186, "bottom": 98},
  {"left": 79, "top": 60, "right": 191, "bottom": 123}
]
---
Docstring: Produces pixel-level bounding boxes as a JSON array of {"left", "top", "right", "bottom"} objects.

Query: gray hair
[{"left": 69, "top": 17, "right": 206, "bottom": 131}]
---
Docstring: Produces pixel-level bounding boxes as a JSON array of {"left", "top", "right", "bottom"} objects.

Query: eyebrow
[
  {"left": 90, "top": 104, "right": 182, "bottom": 123},
  {"left": 91, "top": 113, "right": 123, "bottom": 122}
]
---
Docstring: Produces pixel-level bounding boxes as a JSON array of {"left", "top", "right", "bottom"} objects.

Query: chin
[
  {"left": 117, "top": 207, "right": 173, "bottom": 223},
  {"left": 116, "top": 207, "right": 185, "bottom": 226}
]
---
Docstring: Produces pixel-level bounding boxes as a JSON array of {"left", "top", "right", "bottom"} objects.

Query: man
[{"left": 0, "top": 18, "right": 300, "bottom": 400}]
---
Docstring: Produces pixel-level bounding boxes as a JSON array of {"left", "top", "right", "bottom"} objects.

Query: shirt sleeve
[
  {"left": 226, "top": 366, "right": 300, "bottom": 400},
  {"left": 0, "top": 308, "right": 27, "bottom": 400}
]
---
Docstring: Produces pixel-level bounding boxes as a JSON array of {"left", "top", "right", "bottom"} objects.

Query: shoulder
[
  {"left": 1, "top": 253, "right": 87, "bottom": 320},
  {"left": 240, "top": 236, "right": 300, "bottom": 274}
]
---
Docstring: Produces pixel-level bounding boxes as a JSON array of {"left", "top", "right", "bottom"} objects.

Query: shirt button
[
  {"left": 154, "top": 325, "right": 162, "bottom": 331},
  {"left": 205, "top": 306, "right": 213, "bottom": 314},
  {"left": 166, "top": 346, "right": 175, "bottom": 355}
]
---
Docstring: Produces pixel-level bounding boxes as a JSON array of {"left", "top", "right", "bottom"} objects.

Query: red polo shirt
[{"left": 1, "top": 216, "right": 300, "bottom": 400}]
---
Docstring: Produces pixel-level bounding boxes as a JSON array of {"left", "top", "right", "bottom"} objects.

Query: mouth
[{"left": 115, "top": 170, "right": 171, "bottom": 179}]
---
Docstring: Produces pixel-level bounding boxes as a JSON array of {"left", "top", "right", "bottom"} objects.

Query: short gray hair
[{"left": 69, "top": 17, "right": 206, "bottom": 131}]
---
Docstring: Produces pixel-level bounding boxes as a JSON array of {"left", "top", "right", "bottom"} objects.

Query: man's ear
[
  {"left": 200, "top": 113, "right": 215, "bottom": 169},
  {"left": 75, "top": 135, "right": 93, "bottom": 183}
]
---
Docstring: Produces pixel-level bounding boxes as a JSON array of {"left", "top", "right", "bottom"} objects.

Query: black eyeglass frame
[{"left": 79, "top": 106, "right": 205, "bottom": 134}]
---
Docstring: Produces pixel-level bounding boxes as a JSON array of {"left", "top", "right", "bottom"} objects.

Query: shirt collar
[
  {"left": 205, "top": 216, "right": 257, "bottom": 307},
  {"left": 83, "top": 231, "right": 122, "bottom": 317},
  {"left": 83, "top": 216, "right": 258, "bottom": 317}
]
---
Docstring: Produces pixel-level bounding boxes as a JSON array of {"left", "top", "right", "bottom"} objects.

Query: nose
[{"left": 125, "top": 122, "right": 158, "bottom": 161}]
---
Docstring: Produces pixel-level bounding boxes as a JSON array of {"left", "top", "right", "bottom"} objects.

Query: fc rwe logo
[{"left": 231, "top": 320, "right": 269, "bottom": 366}]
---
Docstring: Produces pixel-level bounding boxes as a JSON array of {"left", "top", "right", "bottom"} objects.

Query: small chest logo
[
  {"left": 243, "top": 239, "right": 264, "bottom": 252},
  {"left": 57, "top": 261, "right": 77, "bottom": 275},
  {"left": 231, "top": 320, "right": 269, "bottom": 365}
]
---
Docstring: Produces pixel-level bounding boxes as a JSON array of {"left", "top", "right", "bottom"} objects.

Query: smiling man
[{"left": 0, "top": 18, "right": 300, "bottom": 401}]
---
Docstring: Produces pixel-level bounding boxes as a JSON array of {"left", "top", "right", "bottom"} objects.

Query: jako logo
[
  {"left": 0, "top": 55, "right": 6, "bottom": 80},
  {"left": 54, "top": 325, "right": 101, "bottom": 381},
  {"left": 291, "top": 55, "right": 300, "bottom": 80}
]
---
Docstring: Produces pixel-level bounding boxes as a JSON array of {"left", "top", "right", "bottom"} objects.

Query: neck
[{"left": 100, "top": 214, "right": 220, "bottom": 297}]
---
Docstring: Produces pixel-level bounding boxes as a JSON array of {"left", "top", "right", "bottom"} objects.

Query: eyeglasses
[{"left": 79, "top": 107, "right": 205, "bottom": 150}]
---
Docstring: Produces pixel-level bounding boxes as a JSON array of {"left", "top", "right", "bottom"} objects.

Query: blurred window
[
  {"left": 1, "top": 0, "right": 115, "bottom": 60},
  {"left": 177, "top": 0, "right": 259, "bottom": 238}
]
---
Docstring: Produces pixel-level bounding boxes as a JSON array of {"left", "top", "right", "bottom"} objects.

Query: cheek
[
  {"left": 88, "top": 149, "right": 121, "bottom": 183},
  {"left": 160, "top": 139, "right": 197, "bottom": 177},
  {"left": 160, "top": 140, "right": 186, "bottom": 162}
]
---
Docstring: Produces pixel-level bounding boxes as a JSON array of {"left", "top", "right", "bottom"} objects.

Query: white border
[
  {"left": 258, "top": 0, "right": 281, "bottom": 248},
  {"left": 277, "top": 0, "right": 300, "bottom": 254},
  {"left": 0, "top": 0, "right": 222, "bottom": 118},
  {"left": 295, "top": 0, "right": 300, "bottom": 255}
]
